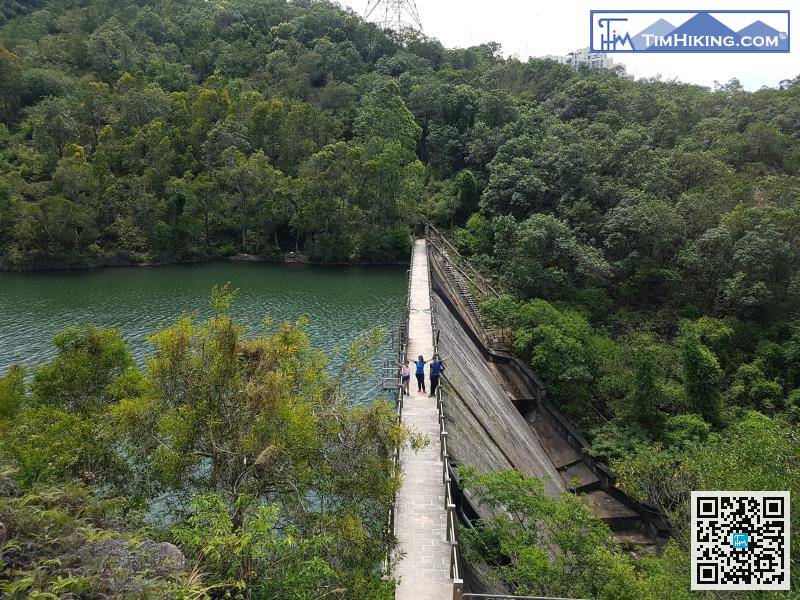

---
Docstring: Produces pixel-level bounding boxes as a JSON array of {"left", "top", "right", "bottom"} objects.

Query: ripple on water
[{"left": 0, "top": 262, "right": 407, "bottom": 401}]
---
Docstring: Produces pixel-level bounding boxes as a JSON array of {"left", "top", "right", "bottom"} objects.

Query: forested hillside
[
  {"left": 1, "top": 0, "right": 799, "bottom": 269},
  {"left": 0, "top": 0, "right": 426, "bottom": 266},
  {"left": 1, "top": 0, "right": 799, "bottom": 597}
]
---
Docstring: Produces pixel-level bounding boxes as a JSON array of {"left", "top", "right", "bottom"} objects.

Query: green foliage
[
  {"left": 0, "top": 484, "right": 183, "bottom": 599},
  {"left": 110, "top": 294, "right": 402, "bottom": 596},
  {"left": 678, "top": 323, "right": 723, "bottom": 424},
  {"left": 461, "top": 469, "right": 654, "bottom": 600},
  {"left": 1, "top": 0, "right": 798, "bottom": 282},
  {"left": 174, "top": 494, "right": 350, "bottom": 599},
  {"left": 613, "top": 412, "right": 800, "bottom": 595},
  {"left": 1, "top": 0, "right": 799, "bottom": 595},
  {"left": 0, "top": 364, "right": 25, "bottom": 420},
  {"left": 0, "top": 0, "right": 422, "bottom": 267},
  {"left": 0, "top": 405, "right": 123, "bottom": 487},
  {"left": 30, "top": 326, "right": 134, "bottom": 412},
  {"left": 482, "top": 295, "right": 612, "bottom": 424},
  {"left": 0, "top": 291, "right": 404, "bottom": 597},
  {"left": 492, "top": 212, "right": 610, "bottom": 299},
  {"left": 454, "top": 213, "right": 491, "bottom": 256},
  {"left": 354, "top": 79, "right": 421, "bottom": 155}
]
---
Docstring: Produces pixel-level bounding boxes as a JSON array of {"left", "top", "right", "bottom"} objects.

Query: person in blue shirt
[
  {"left": 413, "top": 355, "right": 428, "bottom": 393},
  {"left": 428, "top": 354, "right": 448, "bottom": 397}
]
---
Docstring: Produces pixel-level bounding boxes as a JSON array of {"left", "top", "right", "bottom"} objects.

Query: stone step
[
  {"left": 582, "top": 490, "right": 641, "bottom": 530},
  {"left": 559, "top": 461, "right": 600, "bottom": 492},
  {"left": 613, "top": 528, "right": 656, "bottom": 547}
]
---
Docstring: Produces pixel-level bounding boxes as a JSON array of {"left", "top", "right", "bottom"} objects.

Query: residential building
[{"left": 543, "top": 47, "right": 634, "bottom": 80}]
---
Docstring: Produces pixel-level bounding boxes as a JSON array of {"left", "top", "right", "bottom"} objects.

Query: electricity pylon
[{"left": 364, "top": 0, "right": 423, "bottom": 33}]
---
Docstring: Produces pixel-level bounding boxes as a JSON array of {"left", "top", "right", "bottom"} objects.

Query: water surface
[{"left": 0, "top": 262, "right": 406, "bottom": 398}]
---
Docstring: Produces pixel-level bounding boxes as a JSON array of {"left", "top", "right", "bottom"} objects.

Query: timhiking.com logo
[{"left": 590, "top": 10, "right": 790, "bottom": 53}]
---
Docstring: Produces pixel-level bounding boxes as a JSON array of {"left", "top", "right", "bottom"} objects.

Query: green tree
[
  {"left": 28, "top": 96, "right": 79, "bottom": 162},
  {"left": 0, "top": 364, "right": 25, "bottom": 420},
  {"left": 354, "top": 79, "right": 421, "bottom": 155},
  {"left": 460, "top": 469, "right": 652, "bottom": 600},
  {"left": 0, "top": 406, "right": 123, "bottom": 486},
  {"left": 679, "top": 324, "right": 723, "bottom": 424},
  {"left": 114, "top": 286, "right": 404, "bottom": 596},
  {"left": 492, "top": 213, "right": 610, "bottom": 300},
  {"left": 31, "top": 326, "right": 135, "bottom": 412},
  {"left": 0, "top": 44, "right": 21, "bottom": 120}
]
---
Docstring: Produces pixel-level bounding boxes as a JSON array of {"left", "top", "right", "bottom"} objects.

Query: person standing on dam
[
  {"left": 429, "top": 354, "right": 448, "bottom": 397},
  {"left": 414, "top": 355, "right": 428, "bottom": 393},
  {"left": 398, "top": 360, "right": 411, "bottom": 395}
]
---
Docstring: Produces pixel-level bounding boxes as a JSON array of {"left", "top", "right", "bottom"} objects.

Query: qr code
[{"left": 692, "top": 491, "right": 790, "bottom": 590}]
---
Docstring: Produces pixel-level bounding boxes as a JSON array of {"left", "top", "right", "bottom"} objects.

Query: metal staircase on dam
[{"left": 425, "top": 224, "right": 505, "bottom": 349}]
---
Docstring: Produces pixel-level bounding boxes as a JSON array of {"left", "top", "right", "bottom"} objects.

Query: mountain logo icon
[
  {"left": 632, "top": 18, "right": 675, "bottom": 50},
  {"left": 737, "top": 19, "right": 789, "bottom": 51}
]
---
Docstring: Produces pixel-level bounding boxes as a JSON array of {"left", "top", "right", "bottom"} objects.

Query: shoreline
[{"left": 0, "top": 252, "right": 409, "bottom": 274}]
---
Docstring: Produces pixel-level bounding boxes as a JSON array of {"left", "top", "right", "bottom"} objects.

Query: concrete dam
[{"left": 390, "top": 234, "right": 668, "bottom": 600}]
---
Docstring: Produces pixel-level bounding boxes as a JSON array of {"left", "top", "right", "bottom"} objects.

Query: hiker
[
  {"left": 429, "top": 354, "right": 448, "bottom": 397},
  {"left": 397, "top": 360, "right": 410, "bottom": 395},
  {"left": 414, "top": 355, "right": 428, "bottom": 393}
]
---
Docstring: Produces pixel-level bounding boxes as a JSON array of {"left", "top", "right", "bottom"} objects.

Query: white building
[{"left": 543, "top": 48, "right": 634, "bottom": 80}]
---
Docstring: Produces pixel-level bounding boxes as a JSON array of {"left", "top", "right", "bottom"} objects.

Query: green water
[{"left": 0, "top": 262, "right": 407, "bottom": 398}]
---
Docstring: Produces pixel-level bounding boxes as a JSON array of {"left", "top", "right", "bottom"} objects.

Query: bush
[{"left": 0, "top": 406, "right": 123, "bottom": 486}]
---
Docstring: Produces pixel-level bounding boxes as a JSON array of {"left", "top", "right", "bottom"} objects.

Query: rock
[
  {"left": 83, "top": 537, "right": 187, "bottom": 581},
  {"left": 139, "top": 541, "right": 186, "bottom": 574},
  {"left": 0, "top": 542, "right": 36, "bottom": 569},
  {"left": 0, "top": 477, "right": 20, "bottom": 497},
  {"left": 0, "top": 521, "right": 6, "bottom": 546}
]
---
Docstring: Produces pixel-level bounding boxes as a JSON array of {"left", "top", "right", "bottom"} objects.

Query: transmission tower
[{"left": 364, "top": 0, "right": 423, "bottom": 33}]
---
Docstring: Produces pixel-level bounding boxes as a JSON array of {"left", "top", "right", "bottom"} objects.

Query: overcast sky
[{"left": 342, "top": 0, "right": 799, "bottom": 90}]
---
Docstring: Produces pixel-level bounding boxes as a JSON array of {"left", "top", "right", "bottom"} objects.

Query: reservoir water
[{"left": 0, "top": 262, "right": 407, "bottom": 398}]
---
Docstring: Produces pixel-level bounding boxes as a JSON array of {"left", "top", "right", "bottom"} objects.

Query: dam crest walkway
[{"left": 393, "top": 238, "right": 455, "bottom": 600}]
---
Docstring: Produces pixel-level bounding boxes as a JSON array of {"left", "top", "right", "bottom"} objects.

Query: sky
[{"left": 343, "top": 0, "right": 800, "bottom": 90}]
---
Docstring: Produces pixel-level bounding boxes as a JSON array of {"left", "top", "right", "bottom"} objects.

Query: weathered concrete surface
[
  {"left": 394, "top": 239, "right": 453, "bottom": 600},
  {"left": 432, "top": 280, "right": 659, "bottom": 550},
  {"left": 432, "top": 293, "right": 566, "bottom": 499}
]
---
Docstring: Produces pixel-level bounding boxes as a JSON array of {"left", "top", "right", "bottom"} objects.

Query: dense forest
[{"left": 1, "top": 0, "right": 799, "bottom": 597}]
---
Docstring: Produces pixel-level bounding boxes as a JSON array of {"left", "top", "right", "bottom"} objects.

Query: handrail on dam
[
  {"left": 426, "top": 223, "right": 500, "bottom": 298},
  {"left": 425, "top": 225, "right": 518, "bottom": 351},
  {"left": 394, "top": 234, "right": 648, "bottom": 600},
  {"left": 425, "top": 228, "right": 671, "bottom": 552},
  {"left": 384, "top": 266, "right": 411, "bottom": 571},
  {"left": 393, "top": 239, "right": 459, "bottom": 599},
  {"left": 429, "top": 250, "right": 465, "bottom": 599},
  {"left": 462, "top": 595, "right": 586, "bottom": 600}
]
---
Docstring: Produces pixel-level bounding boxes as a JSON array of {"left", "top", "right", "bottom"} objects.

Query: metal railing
[
  {"left": 439, "top": 387, "right": 464, "bottom": 600},
  {"left": 427, "top": 223, "right": 501, "bottom": 298},
  {"left": 425, "top": 227, "right": 515, "bottom": 351},
  {"left": 428, "top": 244, "right": 465, "bottom": 600},
  {"left": 386, "top": 266, "right": 412, "bottom": 572}
]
